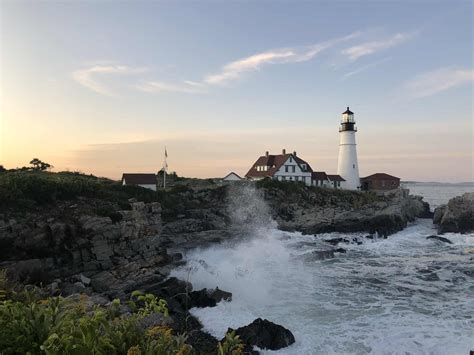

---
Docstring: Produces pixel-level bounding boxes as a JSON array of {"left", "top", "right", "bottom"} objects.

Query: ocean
[{"left": 172, "top": 183, "right": 474, "bottom": 354}]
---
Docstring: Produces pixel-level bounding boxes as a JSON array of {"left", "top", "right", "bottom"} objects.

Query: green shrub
[
  {"left": 217, "top": 331, "right": 244, "bottom": 355},
  {"left": 0, "top": 285, "right": 190, "bottom": 355}
]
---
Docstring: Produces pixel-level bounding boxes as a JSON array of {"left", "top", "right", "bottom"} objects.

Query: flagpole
[{"left": 163, "top": 147, "right": 167, "bottom": 189}]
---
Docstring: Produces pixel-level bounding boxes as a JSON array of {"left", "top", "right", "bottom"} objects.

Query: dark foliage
[{"left": 0, "top": 171, "right": 163, "bottom": 210}]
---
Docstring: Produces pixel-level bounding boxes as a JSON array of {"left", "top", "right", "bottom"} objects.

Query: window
[
  {"left": 285, "top": 166, "right": 289, "bottom": 173},
  {"left": 295, "top": 176, "right": 299, "bottom": 181},
  {"left": 302, "top": 177, "right": 306, "bottom": 183},
  {"left": 289, "top": 157, "right": 292, "bottom": 162},
  {"left": 282, "top": 176, "right": 286, "bottom": 181},
  {"left": 292, "top": 166, "right": 296, "bottom": 173},
  {"left": 353, "top": 164, "right": 355, "bottom": 169}
]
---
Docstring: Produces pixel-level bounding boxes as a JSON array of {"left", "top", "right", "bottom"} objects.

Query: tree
[
  {"left": 0, "top": 165, "right": 5, "bottom": 173},
  {"left": 29, "top": 158, "right": 53, "bottom": 171}
]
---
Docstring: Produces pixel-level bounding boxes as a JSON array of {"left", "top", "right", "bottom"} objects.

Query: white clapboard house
[{"left": 245, "top": 149, "right": 344, "bottom": 188}]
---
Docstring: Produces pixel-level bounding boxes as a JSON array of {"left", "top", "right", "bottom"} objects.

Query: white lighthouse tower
[{"left": 337, "top": 107, "right": 360, "bottom": 190}]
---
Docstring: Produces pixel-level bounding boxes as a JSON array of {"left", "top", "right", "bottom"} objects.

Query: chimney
[
  {"left": 282, "top": 148, "right": 286, "bottom": 154},
  {"left": 265, "top": 151, "right": 269, "bottom": 157},
  {"left": 293, "top": 151, "right": 297, "bottom": 156}
]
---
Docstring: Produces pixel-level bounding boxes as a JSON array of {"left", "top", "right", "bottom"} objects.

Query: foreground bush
[{"left": 0, "top": 283, "right": 191, "bottom": 354}]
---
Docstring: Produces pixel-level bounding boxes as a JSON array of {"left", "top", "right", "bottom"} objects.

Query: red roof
[
  {"left": 327, "top": 174, "right": 345, "bottom": 182},
  {"left": 361, "top": 173, "right": 400, "bottom": 181},
  {"left": 122, "top": 173, "right": 157, "bottom": 185},
  {"left": 312, "top": 171, "right": 328, "bottom": 180},
  {"left": 245, "top": 153, "right": 312, "bottom": 178}
]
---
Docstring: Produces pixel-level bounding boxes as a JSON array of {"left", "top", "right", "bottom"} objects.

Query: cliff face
[
  {"left": 0, "top": 175, "right": 431, "bottom": 293},
  {"left": 0, "top": 200, "right": 164, "bottom": 286},
  {"left": 258, "top": 183, "right": 430, "bottom": 236}
]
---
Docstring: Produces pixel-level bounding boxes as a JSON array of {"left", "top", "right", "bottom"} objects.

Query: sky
[{"left": 1, "top": 0, "right": 473, "bottom": 182}]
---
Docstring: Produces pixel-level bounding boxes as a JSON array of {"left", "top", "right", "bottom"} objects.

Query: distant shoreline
[{"left": 402, "top": 181, "right": 474, "bottom": 186}]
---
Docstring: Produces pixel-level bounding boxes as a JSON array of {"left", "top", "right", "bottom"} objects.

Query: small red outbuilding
[{"left": 360, "top": 173, "right": 400, "bottom": 191}]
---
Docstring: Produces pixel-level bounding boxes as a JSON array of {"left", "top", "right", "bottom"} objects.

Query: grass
[{"left": 255, "top": 177, "right": 380, "bottom": 207}]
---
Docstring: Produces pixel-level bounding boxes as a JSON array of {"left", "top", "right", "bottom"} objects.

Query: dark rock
[
  {"left": 170, "top": 253, "right": 183, "bottom": 262},
  {"left": 60, "top": 281, "right": 87, "bottom": 296},
  {"left": 186, "top": 330, "right": 219, "bottom": 355},
  {"left": 143, "top": 277, "right": 193, "bottom": 315},
  {"left": 426, "top": 235, "right": 453, "bottom": 244},
  {"left": 303, "top": 250, "right": 335, "bottom": 261},
  {"left": 334, "top": 248, "right": 347, "bottom": 253},
  {"left": 7, "top": 259, "right": 50, "bottom": 284},
  {"left": 227, "top": 318, "right": 295, "bottom": 351},
  {"left": 189, "top": 289, "right": 217, "bottom": 308},
  {"left": 137, "top": 313, "right": 173, "bottom": 331},
  {"left": 209, "top": 287, "right": 232, "bottom": 302},
  {"left": 90, "top": 271, "right": 115, "bottom": 293},
  {"left": 325, "top": 237, "right": 349, "bottom": 246}
]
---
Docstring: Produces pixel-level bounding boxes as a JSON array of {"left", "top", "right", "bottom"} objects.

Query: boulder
[
  {"left": 303, "top": 250, "right": 335, "bottom": 261},
  {"left": 137, "top": 313, "right": 174, "bottom": 331},
  {"left": 8, "top": 259, "right": 49, "bottom": 284},
  {"left": 433, "top": 193, "right": 474, "bottom": 234},
  {"left": 325, "top": 237, "right": 349, "bottom": 246},
  {"left": 188, "top": 287, "right": 232, "bottom": 308},
  {"left": 209, "top": 287, "right": 232, "bottom": 302},
  {"left": 426, "top": 235, "right": 453, "bottom": 244},
  {"left": 227, "top": 318, "right": 295, "bottom": 351},
  {"left": 79, "top": 274, "right": 91, "bottom": 286},
  {"left": 185, "top": 330, "right": 218, "bottom": 355},
  {"left": 189, "top": 289, "right": 217, "bottom": 308}
]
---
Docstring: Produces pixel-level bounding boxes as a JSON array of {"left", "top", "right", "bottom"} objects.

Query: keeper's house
[
  {"left": 122, "top": 173, "right": 157, "bottom": 191},
  {"left": 360, "top": 173, "right": 400, "bottom": 191},
  {"left": 245, "top": 149, "right": 344, "bottom": 188}
]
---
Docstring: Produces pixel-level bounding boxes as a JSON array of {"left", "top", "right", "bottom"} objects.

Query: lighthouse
[{"left": 337, "top": 107, "right": 360, "bottom": 190}]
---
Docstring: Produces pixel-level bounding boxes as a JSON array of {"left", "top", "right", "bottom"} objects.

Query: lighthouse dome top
[{"left": 342, "top": 107, "right": 354, "bottom": 115}]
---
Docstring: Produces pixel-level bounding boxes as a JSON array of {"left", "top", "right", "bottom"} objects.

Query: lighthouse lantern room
[{"left": 337, "top": 107, "right": 361, "bottom": 190}]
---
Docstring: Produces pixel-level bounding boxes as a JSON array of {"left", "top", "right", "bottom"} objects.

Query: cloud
[
  {"left": 72, "top": 65, "right": 147, "bottom": 95},
  {"left": 342, "top": 58, "right": 391, "bottom": 79},
  {"left": 404, "top": 67, "right": 473, "bottom": 98},
  {"left": 135, "top": 80, "right": 206, "bottom": 94},
  {"left": 342, "top": 32, "right": 413, "bottom": 60},
  {"left": 204, "top": 32, "right": 360, "bottom": 85},
  {"left": 76, "top": 32, "right": 360, "bottom": 95}
]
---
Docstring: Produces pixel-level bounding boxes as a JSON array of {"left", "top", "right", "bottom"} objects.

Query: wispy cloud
[
  {"left": 204, "top": 32, "right": 360, "bottom": 85},
  {"left": 342, "top": 32, "right": 414, "bottom": 61},
  {"left": 404, "top": 67, "right": 474, "bottom": 99},
  {"left": 135, "top": 81, "right": 206, "bottom": 94},
  {"left": 342, "top": 58, "right": 391, "bottom": 79},
  {"left": 75, "top": 32, "right": 360, "bottom": 95},
  {"left": 72, "top": 65, "right": 147, "bottom": 95},
  {"left": 134, "top": 32, "right": 360, "bottom": 94}
]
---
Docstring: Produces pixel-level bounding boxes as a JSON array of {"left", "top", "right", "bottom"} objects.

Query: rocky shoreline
[
  {"left": 0, "top": 176, "right": 442, "bottom": 353},
  {"left": 433, "top": 192, "right": 474, "bottom": 234}
]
